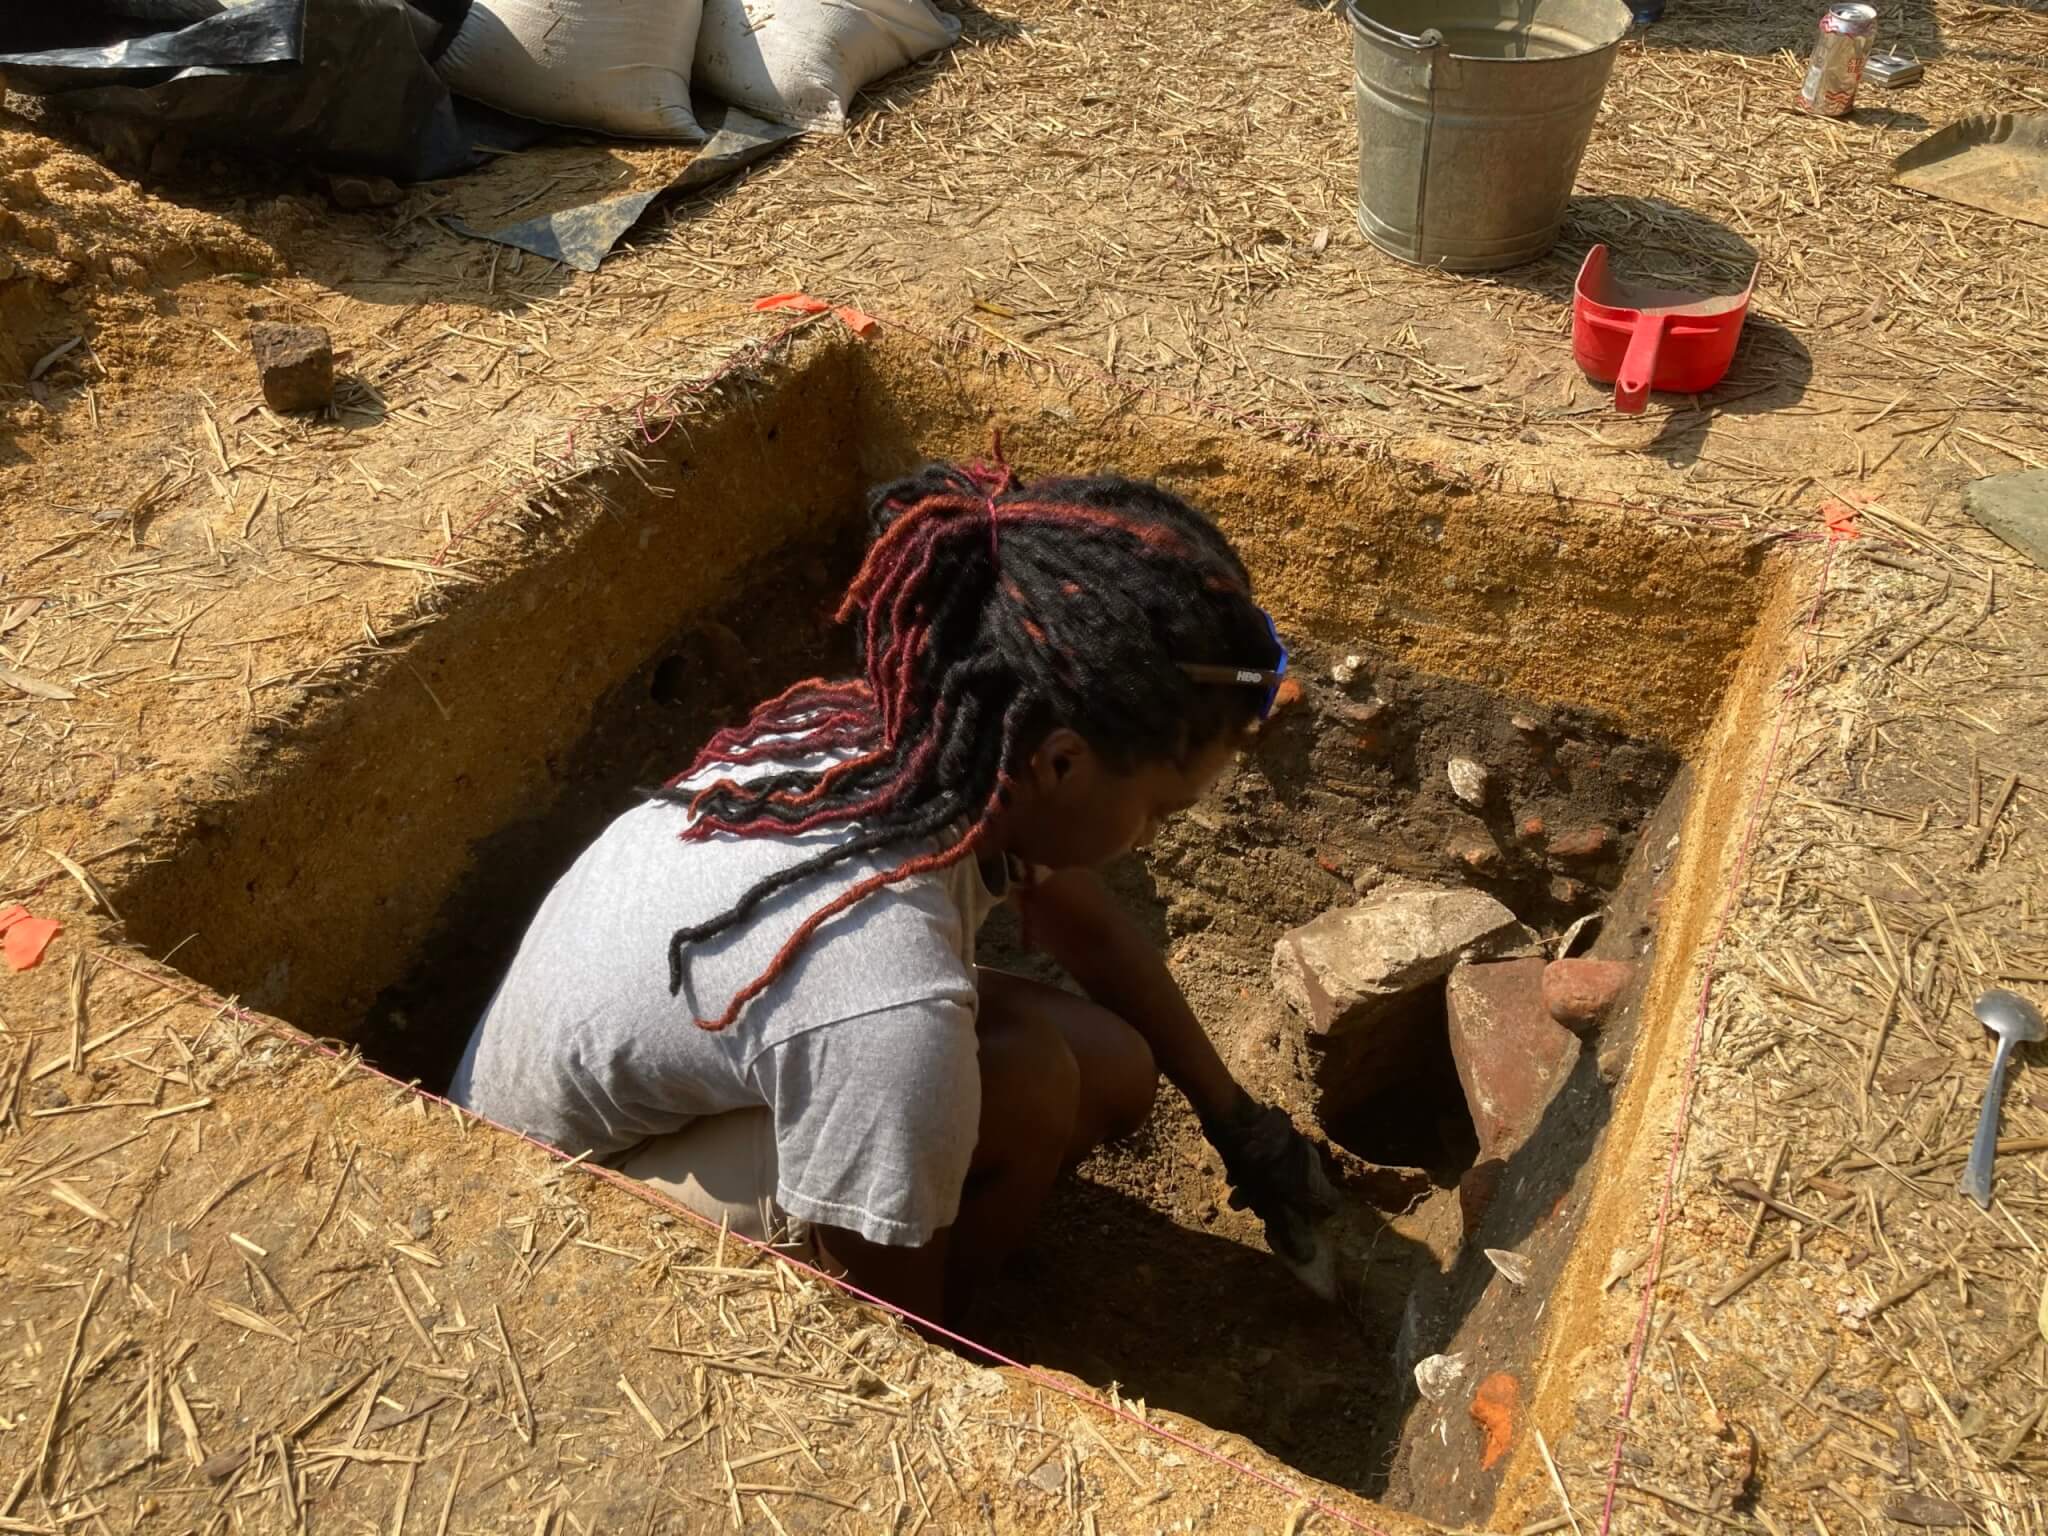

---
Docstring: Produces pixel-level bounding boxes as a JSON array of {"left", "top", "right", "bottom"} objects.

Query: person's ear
[{"left": 1029, "top": 727, "right": 1090, "bottom": 795}]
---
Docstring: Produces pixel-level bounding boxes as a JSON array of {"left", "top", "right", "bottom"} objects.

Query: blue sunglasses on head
[{"left": 1179, "top": 610, "right": 1290, "bottom": 720}]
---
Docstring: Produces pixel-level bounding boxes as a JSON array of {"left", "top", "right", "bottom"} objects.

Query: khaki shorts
[{"left": 617, "top": 1108, "right": 815, "bottom": 1258}]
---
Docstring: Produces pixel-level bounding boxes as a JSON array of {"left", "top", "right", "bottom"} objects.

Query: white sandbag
[
  {"left": 437, "top": 0, "right": 706, "bottom": 141},
  {"left": 696, "top": 0, "right": 961, "bottom": 131}
]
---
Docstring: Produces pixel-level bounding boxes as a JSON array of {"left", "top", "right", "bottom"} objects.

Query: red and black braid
[{"left": 655, "top": 459, "right": 1282, "bottom": 1029}]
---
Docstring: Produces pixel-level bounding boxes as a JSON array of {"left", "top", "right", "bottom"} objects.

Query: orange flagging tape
[
  {"left": 0, "top": 904, "right": 60, "bottom": 971},
  {"left": 1820, "top": 497, "right": 1862, "bottom": 540},
  {"left": 753, "top": 292, "right": 831, "bottom": 315},
  {"left": 834, "top": 306, "right": 880, "bottom": 338}
]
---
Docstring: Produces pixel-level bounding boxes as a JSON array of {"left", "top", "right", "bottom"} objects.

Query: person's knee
[
  {"left": 1024, "top": 1015, "right": 1084, "bottom": 1143},
  {"left": 981, "top": 1012, "right": 1080, "bottom": 1168},
  {"left": 1099, "top": 1021, "right": 1158, "bottom": 1143}
]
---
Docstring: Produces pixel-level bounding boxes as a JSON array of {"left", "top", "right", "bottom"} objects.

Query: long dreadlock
[{"left": 657, "top": 456, "right": 1283, "bottom": 1030}]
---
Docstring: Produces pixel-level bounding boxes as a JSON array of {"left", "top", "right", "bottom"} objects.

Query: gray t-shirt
[{"left": 449, "top": 758, "right": 1008, "bottom": 1246}]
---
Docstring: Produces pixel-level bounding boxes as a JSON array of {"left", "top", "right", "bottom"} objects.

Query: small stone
[
  {"left": 1595, "top": 1033, "right": 1630, "bottom": 1085},
  {"left": 1447, "top": 757, "right": 1491, "bottom": 807},
  {"left": 1549, "top": 875, "right": 1591, "bottom": 907},
  {"left": 1338, "top": 696, "right": 1386, "bottom": 726},
  {"left": 409, "top": 1204, "right": 435, "bottom": 1240},
  {"left": 1885, "top": 1493, "right": 1970, "bottom": 1529},
  {"left": 1330, "top": 653, "right": 1364, "bottom": 686},
  {"left": 1483, "top": 1247, "right": 1532, "bottom": 1287},
  {"left": 249, "top": 321, "right": 335, "bottom": 413},
  {"left": 1273, "top": 889, "right": 1533, "bottom": 1037},
  {"left": 1447, "top": 958, "right": 1581, "bottom": 1163},
  {"left": 1549, "top": 825, "right": 1612, "bottom": 862},
  {"left": 1542, "top": 958, "right": 1633, "bottom": 1033},
  {"left": 1450, "top": 835, "right": 1504, "bottom": 877},
  {"left": 1518, "top": 816, "right": 1546, "bottom": 842},
  {"left": 1510, "top": 713, "right": 1541, "bottom": 733},
  {"left": 1414, "top": 1352, "right": 1469, "bottom": 1403},
  {"left": 1026, "top": 1458, "right": 1065, "bottom": 1495},
  {"left": 326, "top": 174, "right": 404, "bottom": 210}
]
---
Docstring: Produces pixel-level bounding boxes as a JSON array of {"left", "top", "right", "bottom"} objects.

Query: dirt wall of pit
[
  {"left": 854, "top": 335, "right": 1774, "bottom": 751},
  {"left": 113, "top": 344, "right": 868, "bottom": 1037},
  {"left": 1489, "top": 555, "right": 1815, "bottom": 1528}
]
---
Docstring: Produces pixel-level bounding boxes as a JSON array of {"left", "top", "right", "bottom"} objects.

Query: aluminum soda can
[{"left": 1798, "top": 3, "right": 1879, "bottom": 116}]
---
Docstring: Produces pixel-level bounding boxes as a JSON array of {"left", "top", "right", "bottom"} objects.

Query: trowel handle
[
  {"left": 1960, "top": 1034, "right": 2018, "bottom": 1209},
  {"left": 1614, "top": 314, "right": 1669, "bottom": 414}
]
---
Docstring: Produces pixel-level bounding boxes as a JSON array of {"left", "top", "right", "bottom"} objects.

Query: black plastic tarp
[{"left": 0, "top": 0, "right": 478, "bottom": 181}]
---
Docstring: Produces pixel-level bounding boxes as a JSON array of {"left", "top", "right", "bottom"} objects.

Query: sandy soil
[{"left": 2, "top": 0, "right": 2045, "bottom": 1531}]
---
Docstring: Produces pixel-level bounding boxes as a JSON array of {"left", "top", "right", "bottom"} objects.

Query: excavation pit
[{"left": 108, "top": 334, "right": 1804, "bottom": 1518}]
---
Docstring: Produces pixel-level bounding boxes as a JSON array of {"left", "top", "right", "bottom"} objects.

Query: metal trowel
[{"left": 1960, "top": 988, "right": 2044, "bottom": 1209}]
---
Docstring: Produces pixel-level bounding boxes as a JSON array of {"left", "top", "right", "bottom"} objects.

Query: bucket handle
[
  {"left": 1352, "top": 16, "right": 1445, "bottom": 52},
  {"left": 1348, "top": 11, "right": 1457, "bottom": 86}
]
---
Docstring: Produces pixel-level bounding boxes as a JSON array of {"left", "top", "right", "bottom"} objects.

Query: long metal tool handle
[{"left": 1960, "top": 1035, "right": 2017, "bottom": 1208}]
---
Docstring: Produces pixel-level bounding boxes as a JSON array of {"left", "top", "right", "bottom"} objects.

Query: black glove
[{"left": 1199, "top": 1095, "right": 1342, "bottom": 1298}]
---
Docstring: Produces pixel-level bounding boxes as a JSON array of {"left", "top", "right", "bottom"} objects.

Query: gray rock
[
  {"left": 1272, "top": 887, "right": 1534, "bottom": 1036},
  {"left": 1963, "top": 469, "right": 2048, "bottom": 570},
  {"left": 1447, "top": 756, "right": 1490, "bottom": 807}
]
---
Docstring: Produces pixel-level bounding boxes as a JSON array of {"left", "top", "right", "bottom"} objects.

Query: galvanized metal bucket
[{"left": 1349, "top": 0, "right": 1632, "bottom": 271}]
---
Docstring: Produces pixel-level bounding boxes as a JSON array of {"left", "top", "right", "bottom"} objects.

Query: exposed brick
[
  {"left": 249, "top": 321, "right": 334, "bottom": 413},
  {"left": 1447, "top": 958, "right": 1581, "bottom": 1162},
  {"left": 1470, "top": 1372, "right": 1519, "bottom": 1470},
  {"left": 1548, "top": 825, "right": 1612, "bottom": 862},
  {"left": 1543, "top": 958, "right": 1634, "bottom": 1033}
]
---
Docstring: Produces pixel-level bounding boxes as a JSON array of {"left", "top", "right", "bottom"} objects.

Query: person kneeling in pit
[{"left": 450, "top": 459, "right": 1338, "bottom": 1321}]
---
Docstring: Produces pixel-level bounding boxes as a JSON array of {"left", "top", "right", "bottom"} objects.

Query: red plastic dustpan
[{"left": 1571, "top": 244, "right": 1760, "bottom": 414}]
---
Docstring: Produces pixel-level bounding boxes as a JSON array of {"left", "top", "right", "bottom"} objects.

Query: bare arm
[{"left": 1022, "top": 866, "right": 1247, "bottom": 1122}]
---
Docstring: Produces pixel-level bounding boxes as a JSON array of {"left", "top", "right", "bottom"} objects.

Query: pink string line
[
  {"left": 95, "top": 951, "right": 1397, "bottom": 1536},
  {"left": 1591, "top": 535, "right": 1840, "bottom": 1536}
]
